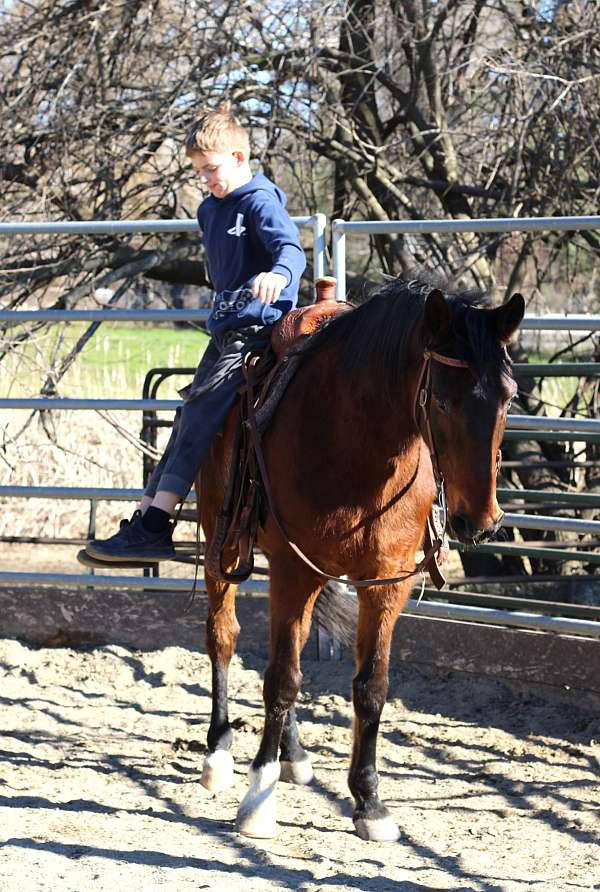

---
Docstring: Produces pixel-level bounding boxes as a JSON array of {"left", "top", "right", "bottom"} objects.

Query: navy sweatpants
[{"left": 145, "top": 325, "right": 272, "bottom": 499}]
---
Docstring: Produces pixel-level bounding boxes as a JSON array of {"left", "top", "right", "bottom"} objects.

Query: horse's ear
[
  {"left": 492, "top": 293, "right": 525, "bottom": 343},
  {"left": 424, "top": 288, "right": 451, "bottom": 345}
]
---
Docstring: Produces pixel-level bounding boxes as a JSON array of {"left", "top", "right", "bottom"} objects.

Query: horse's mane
[{"left": 306, "top": 272, "right": 513, "bottom": 404}]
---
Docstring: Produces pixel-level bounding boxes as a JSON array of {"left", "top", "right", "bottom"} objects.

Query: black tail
[{"left": 313, "top": 582, "right": 358, "bottom": 649}]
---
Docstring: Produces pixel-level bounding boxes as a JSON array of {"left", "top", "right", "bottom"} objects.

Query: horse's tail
[{"left": 313, "top": 582, "right": 358, "bottom": 649}]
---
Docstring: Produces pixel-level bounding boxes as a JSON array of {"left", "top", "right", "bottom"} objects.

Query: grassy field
[{"left": 2, "top": 323, "right": 210, "bottom": 399}]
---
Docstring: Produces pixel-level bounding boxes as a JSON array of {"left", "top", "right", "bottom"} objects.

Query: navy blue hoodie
[{"left": 197, "top": 174, "right": 306, "bottom": 335}]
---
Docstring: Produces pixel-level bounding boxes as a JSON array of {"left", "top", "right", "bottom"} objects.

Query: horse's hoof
[
  {"left": 354, "top": 814, "right": 400, "bottom": 842},
  {"left": 279, "top": 756, "right": 313, "bottom": 785},
  {"left": 236, "top": 762, "right": 280, "bottom": 838},
  {"left": 200, "top": 749, "right": 234, "bottom": 793},
  {"left": 236, "top": 812, "right": 279, "bottom": 839}
]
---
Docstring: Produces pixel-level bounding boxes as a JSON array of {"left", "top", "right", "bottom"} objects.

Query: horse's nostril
[
  {"left": 449, "top": 514, "right": 488, "bottom": 543},
  {"left": 449, "top": 513, "right": 470, "bottom": 540},
  {"left": 450, "top": 514, "right": 499, "bottom": 545}
]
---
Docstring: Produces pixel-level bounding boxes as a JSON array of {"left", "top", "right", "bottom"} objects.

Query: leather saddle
[{"left": 270, "top": 276, "right": 349, "bottom": 360}]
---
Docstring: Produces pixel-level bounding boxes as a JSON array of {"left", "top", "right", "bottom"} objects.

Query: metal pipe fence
[
  {"left": 3, "top": 484, "right": 598, "bottom": 536},
  {"left": 0, "top": 568, "right": 596, "bottom": 638},
  {"left": 0, "top": 215, "right": 327, "bottom": 279},
  {"left": 332, "top": 214, "right": 600, "bottom": 302},
  {"left": 0, "top": 309, "right": 210, "bottom": 323},
  {"left": 2, "top": 213, "right": 600, "bottom": 638},
  {"left": 5, "top": 485, "right": 600, "bottom": 509}
]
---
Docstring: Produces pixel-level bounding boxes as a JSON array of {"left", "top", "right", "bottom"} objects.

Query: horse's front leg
[
  {"left": 279, "top": 704, "right": 314, "bottom": 784},
  {"left": 200, "top": 570, "right": 240, "bottom": 793},
  {"left": 236, "top": 559, "right": 321, "bottom": 837},
  {"left": 349, "top": 583, "right": 408, "bottom": 842}
]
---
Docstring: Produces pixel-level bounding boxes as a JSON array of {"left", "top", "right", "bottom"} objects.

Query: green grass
[
  {"left": 540, "top": 378, "right": 579, "bottom": 417},
  {"left": 2, "top": 323, "right": 210, "bottom": 399}
]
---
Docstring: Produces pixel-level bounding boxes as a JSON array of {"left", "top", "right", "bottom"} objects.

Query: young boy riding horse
[{"left": 86, "top": 104, "right": 306, "bottom": 562}]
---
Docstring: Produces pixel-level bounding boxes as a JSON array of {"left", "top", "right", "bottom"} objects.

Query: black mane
[{"left": 306, "top": 274, "right": 512, "bottom": 404}]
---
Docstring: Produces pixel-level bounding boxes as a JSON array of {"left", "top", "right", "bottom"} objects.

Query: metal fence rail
[
  {"left": 497, "top": 488, "right": 600, "bottom": 507},
  {"left": 0, "top": 309, "right": 210, "bottom": 323},
  {"left": 4, "top": 309, "right": 600, "bottom": 330},
  {"left": 0, "top": 569, "right": 596, "bottom": 638},
  {"left": 4, "top": 485, "right": 600, "bottom": 508},
  {"left": 0, "top": 486, "right": 180, "bottom": 501},
  {"left": 331, "top": 214, "right": 600, "bottom": 301},
  {"left": 0, "top": 215, "right": 327, "bottom": 279},
  {"left": 3, "top": 397, "right": 597, "bottom": 432},
  {"left": 2, "top": 487, "right": 600, "bottom": 580},
  {"left": 1, "top": 485, "right": 598, "bottom": 536}
]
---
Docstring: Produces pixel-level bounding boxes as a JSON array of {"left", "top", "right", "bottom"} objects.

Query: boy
[{"left": 86, "top": 104, "right": 306, "bottom": 562}]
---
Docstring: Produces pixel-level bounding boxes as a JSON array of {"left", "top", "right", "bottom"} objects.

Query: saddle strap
[
  {"left": 255, "top": 353, "right": 303, "bottom": 436},
  {"left": 244, "top": 357, "right": 445, "bottom": 590}
]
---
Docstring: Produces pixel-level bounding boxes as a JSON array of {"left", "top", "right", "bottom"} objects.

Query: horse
[{"left": 197, "top": 275, "right": 524, "bottom": 842}]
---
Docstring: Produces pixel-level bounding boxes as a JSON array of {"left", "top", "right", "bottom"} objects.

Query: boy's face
[{"left": 189, "top": 150, "right": 251, "bottom": 199}]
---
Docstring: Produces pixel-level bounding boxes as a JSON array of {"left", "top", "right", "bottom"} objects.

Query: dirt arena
[{"left": 1, "top": 632, "right": 599, "bottom": 892}]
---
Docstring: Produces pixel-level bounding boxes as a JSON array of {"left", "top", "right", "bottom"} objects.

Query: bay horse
[{"left": 197, "top": 276, "right": 524, "bottom": 841}]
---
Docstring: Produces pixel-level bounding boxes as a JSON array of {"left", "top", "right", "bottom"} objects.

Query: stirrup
[{"left": 220, "top": 555, "right": 255, "bottom": 584}]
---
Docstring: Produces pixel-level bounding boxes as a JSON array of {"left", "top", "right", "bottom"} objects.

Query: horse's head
[{"left": 421, "top": 288, "right": 525, "bottom": 544}]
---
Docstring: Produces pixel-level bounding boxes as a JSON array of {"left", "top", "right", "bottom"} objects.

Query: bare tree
[
  {"left": 2, "top": 0, "right": 598, "bottom": 305},
  {"left": 240, "top": 0, "right": 600, "bottom": 293}
]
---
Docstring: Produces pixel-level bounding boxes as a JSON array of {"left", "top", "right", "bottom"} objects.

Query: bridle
[
  {"left": 413, "top": 348, "right": 471, "bottom": 490},
  {"left": 413, "top": 347, "right": 504, "bottom": 540}
]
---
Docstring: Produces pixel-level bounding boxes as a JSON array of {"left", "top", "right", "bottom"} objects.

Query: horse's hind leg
[
  {"left": 200, "top": 572, "right": 240, "bottom": 793},
  {"left": 236, "top": 558, "right": 321, "bottom": 837},
  {"left": 348, "top": 584, "right": 407, "bottom": 842}
]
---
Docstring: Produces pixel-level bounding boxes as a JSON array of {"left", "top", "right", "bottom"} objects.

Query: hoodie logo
[{"left": 227, "top": 213, "right": 246, "bottom": 237}]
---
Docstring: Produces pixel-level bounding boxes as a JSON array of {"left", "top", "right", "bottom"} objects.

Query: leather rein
[{"left": 243, "top": 347, "right": 471, "bottom": 589}]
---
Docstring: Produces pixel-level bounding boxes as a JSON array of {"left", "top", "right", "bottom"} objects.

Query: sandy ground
[{"left": 1, "top": 638, "right": 600, "bottom": 892}]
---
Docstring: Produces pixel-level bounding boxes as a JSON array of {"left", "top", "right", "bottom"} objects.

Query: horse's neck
[
  {"left": 308, "top": 351, "right": 421, "bottom": 466},
  {"left": 276, "top": 350, "right": 430, "bottom": 523},
  {"left": 351, "top": 368, "right": 420, "bottom": 454}
]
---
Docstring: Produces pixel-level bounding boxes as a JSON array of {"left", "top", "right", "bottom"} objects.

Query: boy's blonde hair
[{"left": 185, "top": 102, "right": 250, "bottom": 156}]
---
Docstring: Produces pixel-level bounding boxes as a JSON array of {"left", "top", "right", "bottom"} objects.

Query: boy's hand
[{"left": 252, "top": 271, "right": 288, "bottom": 304}]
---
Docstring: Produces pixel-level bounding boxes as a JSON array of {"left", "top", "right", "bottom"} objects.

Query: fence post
[
  {"left": 86, "top": 501, "right": 97, "bottom": 577},
  {"left": 312, "top": 213, "right": 327, "bottom": 279},
  {"left": 332, "top": 219, "right": 346, "bottom": 301}
]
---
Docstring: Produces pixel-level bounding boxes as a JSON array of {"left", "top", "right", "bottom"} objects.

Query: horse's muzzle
[{"left": 448, "top": 511, "right": 504, "bottom": 545}]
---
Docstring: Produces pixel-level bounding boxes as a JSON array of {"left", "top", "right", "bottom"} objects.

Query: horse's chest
[{"left": 313, "top": 471, "right": 428, "bottom": 556}]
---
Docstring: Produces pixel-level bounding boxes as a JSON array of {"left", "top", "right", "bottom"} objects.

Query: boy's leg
[
  {"left": 148, "top": 490, "right": 180, "bottom": 514},
  {"left": 84, "top": 408, "right": 182, "bottom": 561},
  {"left": 139, "top": 337, "right": 222, "bottom": 514},
  {"left": 85, "top": 342, "right": 222, "bottom": 561},
  {"left": 86, "top": 327, "right": 271, "bottom": 562},
  {"left": 149, "top": 326, "right": 272, "bottom": 501},
  {"left": 86, "top": 390, "right": 240, "bottom": 562},
  {"left": 141, "top": 403, "right": 185, "bottom": 510},
  {"left": 140, "top": 495, "right": 154, "bottom": 514}
]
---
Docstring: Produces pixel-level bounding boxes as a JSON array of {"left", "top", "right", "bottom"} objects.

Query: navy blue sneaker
[{"left": 85, "top": 510, "right": 176, "bottom": 562}]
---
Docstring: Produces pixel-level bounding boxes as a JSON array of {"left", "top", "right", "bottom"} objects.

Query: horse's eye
[{"left": 435, "top": 397, "right": 448, "bottom": 413}]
